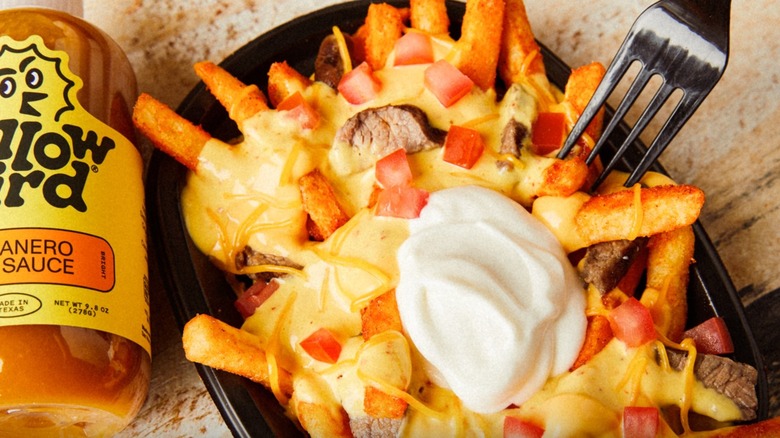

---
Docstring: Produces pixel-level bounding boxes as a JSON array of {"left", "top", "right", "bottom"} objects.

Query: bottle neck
[{"left": 0, "top": 0, "right": 83, "bottom": 18}]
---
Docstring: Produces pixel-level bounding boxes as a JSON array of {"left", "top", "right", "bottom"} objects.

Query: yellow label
[{"left": 0, "top": 35, "right": 150, "bottom": 355}]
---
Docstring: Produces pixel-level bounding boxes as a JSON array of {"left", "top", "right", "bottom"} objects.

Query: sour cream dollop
[{"left": 395, "top": 185, "right": 587, "bottom": 413}]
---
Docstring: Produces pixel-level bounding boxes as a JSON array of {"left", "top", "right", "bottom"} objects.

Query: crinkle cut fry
[
  {"left": 298, "top": 169, "right": 351, "bottom": 241},
  {"left": 361, "top": 290, "right": 408, "bottom": 420},
  {"left": 132, "top": 93, "right": 210, "bottom": 171},
  {"left": 641, "top": 225, "right": 695, "bottom": 342},
  {"left": 449, "top": 0, "right": 505, "bottom": 90},
  {"left": 364, "top": 3, "right": 406, "bottom": 70},
  {"left": 182, "top": 314, "right": 293, "bottom": 399},
  {"left": 574, "top": 184, "right": 705, "bottom": 247},
  {"left": 193, "top": 61, "right": 269, "bottom": 125},
  {"left": 499, "top": 0, "right": 547, "bottom": 87},
  {"left": 267, "top": 61, "right": 313, "bottom": 108},
  {"left": 410, "top": 0, "right": 449, "bottom": 34}
]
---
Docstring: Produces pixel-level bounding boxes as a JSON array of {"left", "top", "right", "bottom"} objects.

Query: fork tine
[
  {"left": 586, "top": 66, "right": 655, "bottom": 167},
  {"left": 591, "top": 76, "right": 677, "bottom": 189},
  {"left": 557, "top": 52, "right": 632, "bottom": 160},
  {"left": 624, "top": 91, "right": 703, "bottom": 187}
]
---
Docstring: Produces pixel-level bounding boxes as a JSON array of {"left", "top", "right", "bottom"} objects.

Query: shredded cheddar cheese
[{"left": 332, "top": 26, "right": 353, "bottom": 74}]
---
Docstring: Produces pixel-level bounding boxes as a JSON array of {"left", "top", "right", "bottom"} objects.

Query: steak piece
[
  {"left": 349, "top": 416, "right": 402, "bottom": 438},
  {"left": 337, "top": 104, "right": 446, "bottom": 159},
  {"left": 234, "top": 246, "right": 302, "bottom": 283},
  {"left": 315, "top": 33, "right": 354, "bottom": 89},
  {"left": 581, "top": 237, "right": 648, "bottom": 294},
  {"left": 499, "top": 118, "right": 529, "bottom": 157},
  {"left": 665, "top": 348, "right": 758, "bottom": 421}
]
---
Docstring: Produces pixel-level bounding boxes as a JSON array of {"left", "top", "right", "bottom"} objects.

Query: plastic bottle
[{"left": 0, "top": 1, "right": 151, "bottom": 436}]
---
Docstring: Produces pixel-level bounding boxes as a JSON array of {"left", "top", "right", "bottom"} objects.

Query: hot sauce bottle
[{"left": 0, "top": 1, "right": 151, "bottom": 436}]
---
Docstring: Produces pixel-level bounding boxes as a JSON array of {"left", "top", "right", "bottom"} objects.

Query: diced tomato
[
  {"left": 234, "top": 280, "right": 279, "bottom": 319},
  {"left": 503, "top": 416, "right": 545, "bottom": 438},
  {"left": 424, "top": 60, "right": 474, "bottom": 107},
  {"left": 375, "top": 148, "right": 413, "bottom": 188},
  {"left": 393, "top": 32, "right": 434, "bottom": 66},
  {"left": 683, "top": 316, "right": 734, "bottom": 355},
  {"left": 277, "top": 91, "right": 320, "bottom": 129},
  {"left": 609, "top": 297, "right": 656, "bottom": 347},
  {"left": 531, "top": 112, "right": 567, "bottom": 156},
  {"left": 443, "top": 125, "right": 485, "bottom": 169},
  {"left": 300, "top": 327, "right": 342, "bottom": 364},
  {"left": 375, "top": 185, "right": 429, "bottom": 219},
  {"left": 337, "top": 61, "right": 382, "bottom": 105},
  {"left": 622, "top": 406, "right": 659, "bottom": 438}
]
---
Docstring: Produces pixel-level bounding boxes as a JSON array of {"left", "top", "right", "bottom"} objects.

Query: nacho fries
[{"left": 135, "top": 0, "right": 777, "bottom": 436}]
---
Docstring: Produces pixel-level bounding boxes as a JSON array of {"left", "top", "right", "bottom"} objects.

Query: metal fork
[{"left": 557, "top": 0, "right": 731, "bottom": 190}]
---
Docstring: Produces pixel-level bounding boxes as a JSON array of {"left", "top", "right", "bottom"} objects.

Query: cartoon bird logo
[{"left": 0, "top": 37, "right": 76, "bottom": 123}]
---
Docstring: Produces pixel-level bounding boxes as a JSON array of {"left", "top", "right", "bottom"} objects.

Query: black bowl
[{"left": 146, "top": 1, "right": 768, "bottom": 436}]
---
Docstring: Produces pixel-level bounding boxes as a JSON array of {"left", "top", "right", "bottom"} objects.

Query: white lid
[{"left": 0, "top": 0, "right": 83, "bottom": 17}]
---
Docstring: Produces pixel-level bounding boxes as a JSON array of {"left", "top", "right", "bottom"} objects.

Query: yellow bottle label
[{"left": 0, "top": 35, "right": 150, "bottom": 355}]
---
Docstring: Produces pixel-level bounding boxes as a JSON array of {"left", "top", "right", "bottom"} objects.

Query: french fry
[
  {"left": 364, "top": 3, "right": 406, "bottom": 70},
  {"left": 499, "top": 0, "right": 547, "bottom": 87},
  {"left": 574, "top": 184, "right": 705, "bottom": 246},
  {"left": 640, "top": 225, "right": 695, "bottom": 342},
  {"left": 410, "top": 0, "right": 450, "bottom": 34},
  {"left": 564, "top": 61, "right": 606, "bottom": 142},
  {"left": 449, "top": 0, "right": 505, "bottom": 90},
  {"left": 537, "top": 154, "right": 589, "bottom": 197},
  {"left": 182, "top": 314, "right": 293, "bottom": 398},
  {"left": 361, "top": 289, "right": 403, "bottom": 341},
  {"left": 360, "top": 290, "right": 408, "bottom": 420},
  {"left": 570, "top": 314, "right": 613, "bottom": 370},
  {"left": 299, "top": 169, "right": 351, "bottom": 241},
  {"left": 267, "top": 61, "right": 313, "bottom": 108},
  {"left": 295, "top": 400, "right": 352, "bottom": 438},
  {"left": 132, "top": 93, "right": 210, "bottom": 171},
  {"left": 193, "top": 61, "right": 269, "bottom": 125}
]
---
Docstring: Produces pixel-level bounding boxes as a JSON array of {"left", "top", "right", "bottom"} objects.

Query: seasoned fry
[
  {"left": 449, "top": 0, "right": 505, "bottom": 90},
  {"left": 499, "top": 0, "right": 547, "bottom": 86},
  {"left": 267, "top": 61, "right": 313, "bottom": 108},
  {"left": 564, "top": 61, "right": 606, "bottom": 141},
  {"left": 295, "top": 400, "right": 352, "bottom": 438},
  {"left": 193, "top": 61, "right": 268, "bottom": 125},
  {"left": 182, "top": 314, "right": 293, "bottom": 397},
  {"left": 570, "top": 314, "right": 613, "bottom": 370},
  {"left": 132, "top": 93, "right": 210, "bottom": 171},
  {"left": 640, "top": 225, "right": 695, "bottom": 342},
  {"left": 364, "top": 3, "right": 406, "bottom": 70},
  {"left": 298, "top": 169, "right": 351, "bottom": 241},
  {"left": 574, "top": 184, "right": 705, "bottom": 246},
  {"left": 361, "top": 290, "right": 403, "bottom": 341},
  {"left": 360, "top": 290, "right": 408, "bottom": 420},
  {"left": 538, "top": 154, "right": 589, "bottom": 197},
  {"left": 410, "top": 0, "right": 449, "bottom": 34}
]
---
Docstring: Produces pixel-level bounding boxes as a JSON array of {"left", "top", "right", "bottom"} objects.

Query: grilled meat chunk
[
  {"left": 337, "top": 104, "right": 446, "bottom": 159},
  {"left": 665, "top": 348, "right": 759, "bottom": 421},
  {"left": 235, "top": 246, "right": 303, "bottom": 283},
  {"left": 315, "top": 33, "right": 355, "bottom": 89},
  {"left": 581, "top": 237, "right": 648, "bottom": 294}
]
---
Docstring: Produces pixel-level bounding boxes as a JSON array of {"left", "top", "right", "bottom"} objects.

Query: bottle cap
[{"left": 0, "top": 0, "right": 83, "bottom": 17}]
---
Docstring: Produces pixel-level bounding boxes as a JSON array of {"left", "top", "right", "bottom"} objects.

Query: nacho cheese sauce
[
  {"left": 181, "top": 33, "right": 748, "bottom": 436},
  {"left": 396, "top": 185, "right": 586, "bottom": 413}
]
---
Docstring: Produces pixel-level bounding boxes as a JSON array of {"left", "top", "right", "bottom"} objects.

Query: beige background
[{"left": 77, "top": 0, "right": 779, "bottom": 435}]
